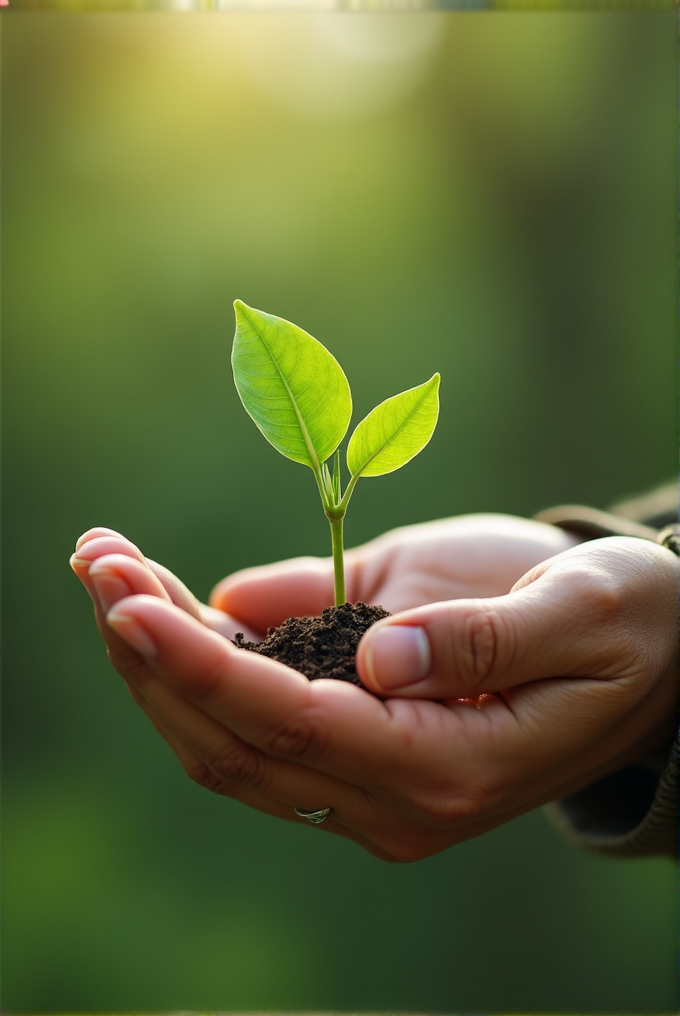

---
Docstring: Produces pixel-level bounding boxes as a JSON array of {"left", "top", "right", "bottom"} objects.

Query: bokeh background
[{"left": 2, "top": 11, "right": 677, "bottom": 1013}]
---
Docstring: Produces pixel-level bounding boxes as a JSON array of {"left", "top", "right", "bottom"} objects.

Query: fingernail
[
  {"left": 75, "top": 528, "right": 125, "bottom": 552},
  {"left": 70, "top": 553, "right": 93, "bottom": 570},
  {"left": 106, "top": 611, "right": 158, "bottom": 657},
  {"left": 364, "top": 625, "right": 430, "bottom": 690},
  {"left": 90, "top": 566, "right": 132, "bottom": 613}
]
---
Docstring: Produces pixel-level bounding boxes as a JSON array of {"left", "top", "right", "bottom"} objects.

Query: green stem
[
  {"left": 313, "top": 464, "right": 332, "bottom": 513},
  {"left": 329, "top": 515, "right": 346, "bottom": 605}
]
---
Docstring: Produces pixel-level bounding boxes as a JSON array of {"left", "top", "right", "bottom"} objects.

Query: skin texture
[{"left": 70, "top": 515, "right": 679, "bottom": 863}]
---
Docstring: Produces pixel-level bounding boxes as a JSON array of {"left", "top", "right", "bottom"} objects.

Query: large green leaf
[
  {"left": 346, "top": 374, "right": 440, "bottom": 478},
  {"left": 232, "top": 301, "right": 352, "bottom": 471}
]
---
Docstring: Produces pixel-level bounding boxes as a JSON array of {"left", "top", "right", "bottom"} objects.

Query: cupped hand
[{"left": 71, "top": 523, "right": 678, "bottom": 861}]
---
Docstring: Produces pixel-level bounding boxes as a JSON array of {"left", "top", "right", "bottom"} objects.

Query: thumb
[{"left": 356, "top": 564, "right": 611, "bottom": 699}]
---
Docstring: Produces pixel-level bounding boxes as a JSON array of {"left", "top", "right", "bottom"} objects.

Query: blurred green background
[{"left": 2, "top": 11, "right": 677, "bottom": 1013}]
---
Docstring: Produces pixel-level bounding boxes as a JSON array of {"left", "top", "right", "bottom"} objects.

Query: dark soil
[{"left": 232, "top": 601, "right": 390, "bottom": 688}]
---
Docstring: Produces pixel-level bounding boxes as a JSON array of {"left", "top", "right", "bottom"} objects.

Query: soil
[{"left": 232, "top": 601, "right": 390, "bottom": 688}]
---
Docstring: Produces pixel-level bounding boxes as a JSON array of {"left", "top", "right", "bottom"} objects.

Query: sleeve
[{"left": 533, "top": 481, "right": 679, "bottom": 858}]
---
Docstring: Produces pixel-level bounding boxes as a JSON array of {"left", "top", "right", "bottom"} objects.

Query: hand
[{"left": 70, "top": 522, "right": 678, "bottom": 861}]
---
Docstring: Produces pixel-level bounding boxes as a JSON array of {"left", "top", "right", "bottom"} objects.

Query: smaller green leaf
[{"left": 346, "top": 374, "right": 440, "bottom": 478}]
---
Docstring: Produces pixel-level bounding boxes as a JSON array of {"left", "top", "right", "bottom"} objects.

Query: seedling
[{"left": 232, "top": 300, "right": 440, "bottom": 606}]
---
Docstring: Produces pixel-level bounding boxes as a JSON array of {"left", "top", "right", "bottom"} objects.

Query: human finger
[
  {"left": 209, "top": 557, "right": 337, "bottom": 629},
  {"left": 84, "top": 556, "right": 176, "bottom": 684},
  {"left": 357, "top": 537, "right": 678, "bottom": 699},
  {"left": 75, "top": 527, "right": 127, "bottom": 551},
  {"left": 355, "top": 554, "right": 620, "bottom": 698},
  {"left": 71, "top": 534, "right": 206, "bottom": 622},
  {"left": 73, "top": 534, "right": 260, "bottom": 661},
  {"left": 86, "top": 556, "right": 259, "bottom": 679},
  {"left": 88, "top": 553, "right": 174, "bottom": 613},
  {"left": 195, "top": 604, "right": 260, "bottom": 644},
  {"left": 71, "top": 544, "right": 196, "bottom": 686},
  {"left": 131, "top": 558, "right": 260, "bottom": 640},
  {"left": 70, "top": 535, "right": 148, "bottom": 601}
]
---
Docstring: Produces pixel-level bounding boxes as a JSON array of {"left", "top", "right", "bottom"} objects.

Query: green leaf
[
  {"left": 346, "top": 374, "right": 440, "bottom": 478},
  {"left": 232, "top": 301, "right": 352, "bottom": 471}
]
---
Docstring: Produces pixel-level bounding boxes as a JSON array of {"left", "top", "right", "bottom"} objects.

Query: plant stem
[{"left": 328, "top": 515, "right": 346, "bottom": 605}]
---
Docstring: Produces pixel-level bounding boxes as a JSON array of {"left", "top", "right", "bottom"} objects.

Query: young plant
[{"left": 232, "top": 300, "right": 440, "bottom": 606}]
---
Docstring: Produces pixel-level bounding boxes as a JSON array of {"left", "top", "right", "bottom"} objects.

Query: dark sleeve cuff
[
  {"left": 533, "top": 503, "right": 661, "bottom": 543},
  {"left": 545, "top": 738, "right": 679, "bottom": 858}
]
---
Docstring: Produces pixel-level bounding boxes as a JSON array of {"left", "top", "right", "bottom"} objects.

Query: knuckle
[
  {"left": 187, "top": 652, "right": 230, "bottom": 704},
  {"left": 591, "top": 574, "right": 626, "bottom": 619},
  {"left": 266, "top": 712, "right": 327, "bottom": 763},
  {"left": 107, "top": 646, "right": 146, "bottom": 680},
  {"left": 185, "top": 760, "right": 240, "bottom": 798},
  {"left": 457, "top": 606, "right": 514, "bottom": 691},
  {"left": 570, "top": 565, "right": 625, "bottom": 619},
  {"left": 468, "top": 612, "right": 497, "bottom": 683},
  {"left": 208, "top": 745, "right": 270, "bottom": 791},
  {"left": 412, "top": 791, "right": 480, "bottom": 831}
]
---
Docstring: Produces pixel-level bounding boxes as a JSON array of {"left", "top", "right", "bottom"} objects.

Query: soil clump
[{"left": 233, "top": 601, "right": 390, "bottom": 688}]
